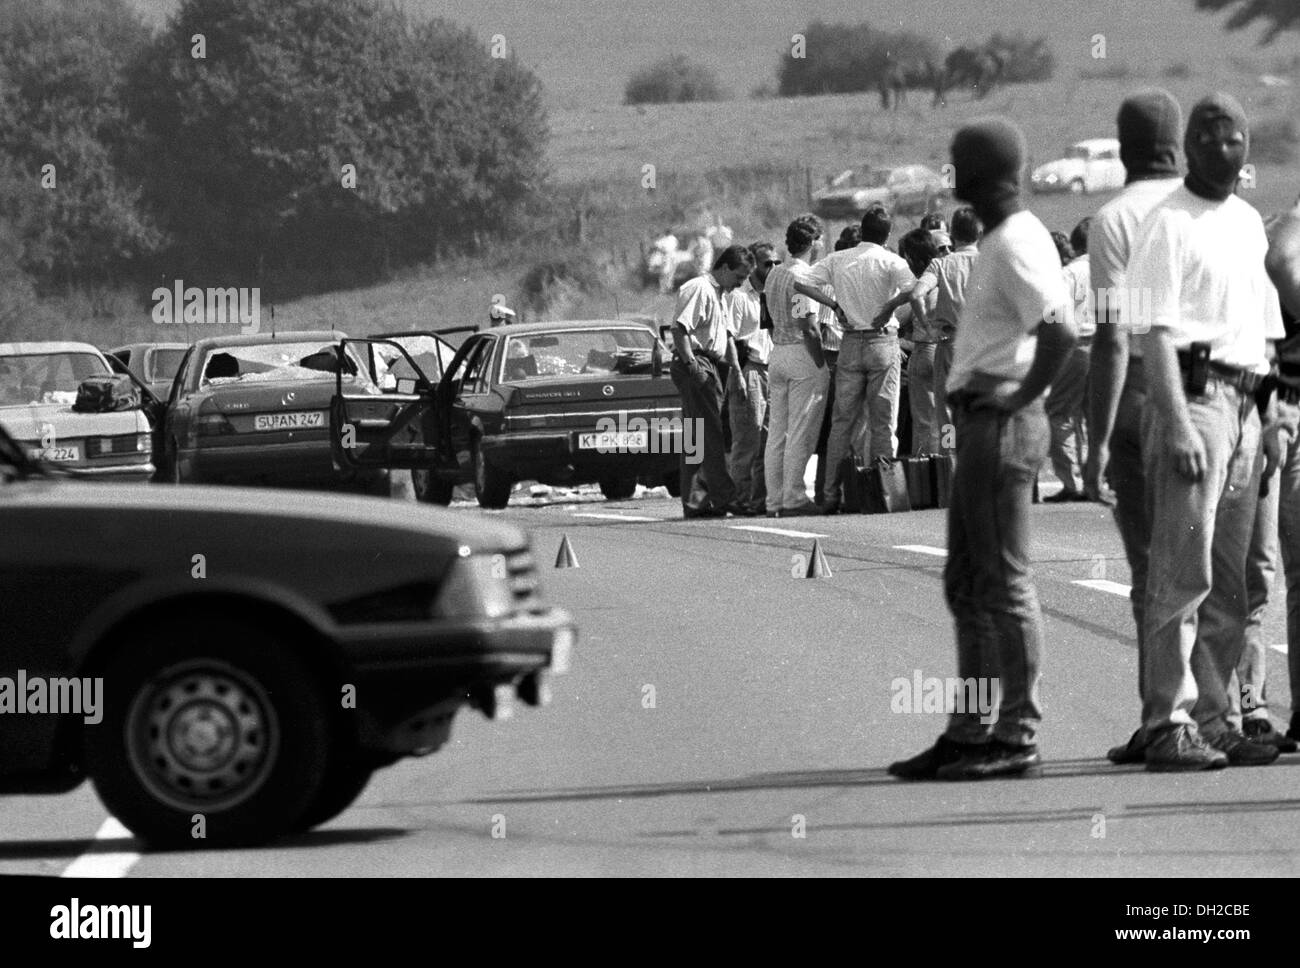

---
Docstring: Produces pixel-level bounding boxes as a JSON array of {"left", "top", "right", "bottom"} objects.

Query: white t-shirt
[
  {"left": 1127, "top": 185, "right": 1284, "bottom": 374},
  {"left": 728, "top": 279, "right": 773, "bottom": 364},
  {"left": 947, "top": 210, "right": 1073, "bottom": 392},
  {"left": 805, "top": 242, "right": 915, "bottom": 332},
  {"left": 1088, "top": 177, "right": 1183, "bottom": 359}
]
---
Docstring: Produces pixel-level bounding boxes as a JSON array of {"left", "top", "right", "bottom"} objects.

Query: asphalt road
[{"left": 5, "top": 480, "right": 1300, "bottom": 878}]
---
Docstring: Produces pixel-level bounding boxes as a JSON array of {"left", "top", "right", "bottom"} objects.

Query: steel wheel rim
[{"left": 124, "top": 658, "right": 280, "bottom": 812}]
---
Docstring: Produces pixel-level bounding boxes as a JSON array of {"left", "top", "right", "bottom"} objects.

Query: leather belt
[
  {"left": 1177, "top": 350, "right": 1265, "bottom": 395},
  {"left": 843, "top": 328, "right": 896, "bottom": 338}
]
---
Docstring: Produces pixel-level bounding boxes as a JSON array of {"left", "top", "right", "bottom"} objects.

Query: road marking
[
  {"left": 571, "top": 513, "right": 661, "bottom": 522},
  {"left": 61, "top": 817, "right": 140, "bottom": 878},
  {"left": 1272, "top": 643, "right": 1289, "bottom": 655},
  {"left": 1073, "top": 579, "right": 1132, "bottom": 597},
  {"left": 730, "top": 525, "right": 827, "bottom": 539},
  {"left": 894, "top": 544, "right": 947, "bottom": 557}
]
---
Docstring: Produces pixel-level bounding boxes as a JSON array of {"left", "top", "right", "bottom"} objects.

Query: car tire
[
  {"left": 663, "top": 472, "right": 682, "bottom": 498},
  {"left": 599, "top": 475, "right": 638, "bottom": 500},
  {"left": 293, "top": 753, "right": 374, "bottom": 831},
  {"left": 412, "top": 467, "right": 454, "bottom": 505},
  {"left": 1069, "top": 178, "right": 1085, "bottom": 194},
  {"left": 84, "top": 618, "right": 332, "bottom": 849},
  {"left": 472, "top": 440, "right": 512, "bottom": 509}
]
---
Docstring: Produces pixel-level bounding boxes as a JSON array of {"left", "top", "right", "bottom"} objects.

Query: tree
[
  {"left": 1196, "top": 0, "right": 1300, "bottom": 42},
  {"left": 776, "top": 21, "right": 939, "bottom": 99},
  {"left": 624, "top": 55, "right": 726, "bottom": 105}
]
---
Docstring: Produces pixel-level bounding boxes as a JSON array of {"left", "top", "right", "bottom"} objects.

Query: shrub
[
  {"left": 776, "top": 21, "right": 939, "bottom": 97},
  {"left": 986, "top": 32, "right": 1056, "bottom": 82},
  {"left": 624, "top": 55, "right": 725, "bottom": 105}
]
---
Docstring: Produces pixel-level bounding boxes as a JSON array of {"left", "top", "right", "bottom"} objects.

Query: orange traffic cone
[
  {"left": 555, "top": 534, "right": 579, "bottom": 568},
  {"left": 805, "top": 539, "right": 832, "bottom": 578}
]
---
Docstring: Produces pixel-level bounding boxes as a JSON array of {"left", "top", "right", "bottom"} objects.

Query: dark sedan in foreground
[{"left": 0, "top": 425, "right": 575, "bottom": 847}]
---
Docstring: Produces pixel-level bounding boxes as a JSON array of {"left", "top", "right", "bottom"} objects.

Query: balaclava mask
[
  {"left": 1184, "top": 93, "right": 1249, "bottom": 202},
  {"left": 1117, "top": 88, "right": 1182, "bottom": 182},
  {"left": 951, "top": 118, "right": 1026, "bottom": 233}
]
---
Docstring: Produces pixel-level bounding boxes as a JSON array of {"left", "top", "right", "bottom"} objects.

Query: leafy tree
[
  {"left": 624, "top": 55, "right": 726, "bottom": 105},
  {"left": 1196, "top": 0, "right": 1300, "bottom": 42},
  {"left": 777, "top": 21, "right": 939, "bottom": 97},
  {"left": 986, "top": 32, "right": 1056, "bottom": 82}
]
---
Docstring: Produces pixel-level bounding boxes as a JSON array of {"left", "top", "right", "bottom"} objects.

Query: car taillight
[
  {"left": 87, "top": 433, "right": 152, "bottom": 457},
  {"left": 195, "top": 413, "right": 235, "bottom": 437}
]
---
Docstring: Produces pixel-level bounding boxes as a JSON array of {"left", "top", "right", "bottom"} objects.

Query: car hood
[{"left": 0, "top": 402, "right": 147, "bottom": 440}]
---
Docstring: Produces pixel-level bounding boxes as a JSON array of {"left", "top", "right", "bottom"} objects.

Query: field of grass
[{"left": 9, "top": 60, "right": 1299, "bottom": 348}]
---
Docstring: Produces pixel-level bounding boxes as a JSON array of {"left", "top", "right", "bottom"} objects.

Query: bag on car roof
[{"left": 73, "top": 374, "right": 140, "bottom": 413}]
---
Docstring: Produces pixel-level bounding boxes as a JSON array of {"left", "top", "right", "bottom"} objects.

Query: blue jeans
[
  {"left": 824, "top": 333, "right": 901, "bottom": 499},
  {"left": 943, "top": 380, "right": 1050, "bottom": 746},
  {"left": 1141, "top": 379, "right": 1261, "bottom": 739},
  {"left": 727, "top": 362, "right": 769, "bottom": 511}
]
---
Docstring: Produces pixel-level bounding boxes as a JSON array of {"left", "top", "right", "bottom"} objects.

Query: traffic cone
[
  {"left": 554, "top": 534, "right": 579, "bottom": 568},
  {"left": 805, "top": 539, "right": 832, "bottom": 578}
]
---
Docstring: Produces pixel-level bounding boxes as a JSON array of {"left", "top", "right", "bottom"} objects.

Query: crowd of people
[{"left": 667, "top": 84, "right": 1300, "bottom": 777}]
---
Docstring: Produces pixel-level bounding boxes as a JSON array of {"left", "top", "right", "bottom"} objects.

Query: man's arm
[
  {"left": 1266, "top": 204, "right": 1300, "bottom": 318},
  {"left": 671, "top": 323, "right": 697, "bottom": 368},
  {"left": 1000, "top": 312, "right": 1077, "bottom": 411},
  {"left": 1084, "top": 221, "right": 1129, "bottom": 501},
  {"left": 1141, "top": 327, "right": 1204, "bottom": 480}
]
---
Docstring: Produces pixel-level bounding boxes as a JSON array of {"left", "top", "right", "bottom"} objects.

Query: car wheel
[
  {"left": 412, "top": 467, "right": 454, "bottom": 505},
  {"left": 293, "top": 754, "right": 374, "bottom": 831},
  {"left": 663, "top": 472, "right": 682, "bottom": 498},
  {"left": 1069, "top": 178, "right": 1085, "bottom": 194},
  {"left": 599, "top": 475, "right": 638, "bottom": 500},
  {"left": 472, "top": 440, "right": 512, "bottom": 509},
  {"left": 84, "top": 618, "right": 332, "bottom": 849}
]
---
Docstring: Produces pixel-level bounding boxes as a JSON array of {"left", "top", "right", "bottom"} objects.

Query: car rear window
[
  {"left": 502, "top": 329, "right": 656, "bottom": 382},
  {"left": 0, "top": 351, "right": 110, "bottom": 405},
  {"left": 199, "top": 341, "right": 374, "bottom": 388},
  {"left": 148, "top": 348, "right": 188, "bottom": 382}
]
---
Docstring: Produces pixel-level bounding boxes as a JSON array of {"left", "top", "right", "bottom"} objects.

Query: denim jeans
[
  {"left": 942, "top": 381, "right": 1050, "bottom": 746},
  {"left": 1045, "top": 344, "right": 1091, "bottom": 494},
  {"left": 1233, "top": 447, "right": 1278, "bottom": 728},
  {"left": 824, "top": 333, "right": 901, "bottom": 499},
  {"left": 933, "top": 340, "right": 955, "bottom": 454},
  {"left": 727, "top": 362, "right": 769, "bottom": 511},
  {"left": 907, "top": 343, "right": 938, "bottom": 454},
  {"left": 1275, "top": 401, "right": 1300, "bottom": 718},
  {"left": 1141, "top": 379, "right": 1261, "bottom": 739},
  {"left": 764, "top": 344, "right": 829, "bottom": 512},
  {"left": 670, "top": 357, "right": 736, "bottom": 512}
]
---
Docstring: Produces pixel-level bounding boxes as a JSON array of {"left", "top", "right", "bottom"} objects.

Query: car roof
[
  {"left": 0, "top": 341, "right": 107, "bottom": 356},
  {"left": 482, "top": 319, "right": 658, "bottom": 337},
  {"left": 190, "top": 330, "right": 348, "bottom": 352},
  {"left": 109, "top": 342, "right": 190, "bottom": 354}
]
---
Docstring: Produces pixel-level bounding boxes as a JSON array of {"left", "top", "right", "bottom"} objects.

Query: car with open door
[{"left": 332, "top": 320, "right": 683, "bottom": 509}]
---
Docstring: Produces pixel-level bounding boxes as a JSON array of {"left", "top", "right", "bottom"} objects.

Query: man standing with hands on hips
[{"left": 889, "top": 117, "right": 1077, "bottom": 781}]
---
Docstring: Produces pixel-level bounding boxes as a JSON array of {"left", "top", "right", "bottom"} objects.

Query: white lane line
[
  {"left": 1073, "top": 579, "right": 1133, "bottom": 597},
  {"left": 571, "top": 513, "right": 661, "bottom": 522},
  {"left": 62, "top": 817, "right": 141, "bottom": 879},
  {"left": 730, "top": 525, "right": 827, "bottom": 539},
  {"left": 894, "top": 545, "right": 947, "bottom": 557},
  {"left": 1272, "top": 643, "right": 1289, "bottom": 655}
]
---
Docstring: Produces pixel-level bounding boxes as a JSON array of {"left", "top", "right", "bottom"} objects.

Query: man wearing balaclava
[
  {"left": 889, "top": 117, "right": 1077, "bottom": 781},
  {"left": 1126, "top": 93, "right": 1286, "bottom": 771},
  {"left": 1086, "top": 89, "right": 1186, "bottom": 766}
]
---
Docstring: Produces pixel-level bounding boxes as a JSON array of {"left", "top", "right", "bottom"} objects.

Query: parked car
[
  {"left": 0, "top": 341, "right": 154, "bottom": 479},
  {"left": 0, "top": 423, "right": 575, "bottom": 846},
  {"left": 108, "top": 342, "right": 190, "bottom": 399},
  {"left": 813, "top": 164, "right": 950, "bottom": 219},
  {"left": 332, "top": 320, "right": 683, "bottom": 508},
  {"left": 1030, "top": 138, "right": 1125, "bottom": 194},
  {"left": 157, "top": 331, "right": 395, "bottom": 494}
]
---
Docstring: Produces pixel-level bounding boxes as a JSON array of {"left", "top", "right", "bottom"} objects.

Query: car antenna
[
  {"left": 614, "top": 293, "right": 620, "bottom": 318},
  {"left": 271, "top": 300, "right": 276, "bottom": 339}
]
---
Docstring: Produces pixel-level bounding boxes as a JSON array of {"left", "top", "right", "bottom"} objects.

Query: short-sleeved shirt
[
  {"left": 1127, "top": 185, "right": 1284, "bottom": 374},
  {"left": 917, "top": 244, "right": 980, "bottom": 338},
  {"left": 947, "top": 211, "right": 1073, "bottom": 392},
  {"left": 1088, "top": 177, "right": 1183, "bottom": 359},
  {"left": 673, "top": 274, "right": 730, "bottom": 357},
  {"left": 804, "top": 242, "right": 915, "bottom": 332},
  {"left": 728, "top": 278, "right": 773, "bottom": 364},
  {"left": 764, "top": 261, "right": 819, "bottom": 346},
  {"left": 1063, "top": 255, "right": 1095, "bottom": 339}
]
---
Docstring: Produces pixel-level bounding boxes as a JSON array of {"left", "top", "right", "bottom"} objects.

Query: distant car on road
[
  {"left": 0, "top": 341, "right": 154, "bottom": 479},
  {"left": 158, "top": 331, "right": 394, "bottom": 494},
  {"left": 333, "top": 320, "right": 683, "bottom": 508},
  {"left": 813, "top": 164, "right": 950, "bottom": 219},
  {"left": 0, "top": 423, "right": 575, "bottom": 847},
  {"left": 1030, "top": 138, "right": 1125, "bottom": 194},
  {"left": 108, "top": 342, "right": 190, "bottom": 400}
]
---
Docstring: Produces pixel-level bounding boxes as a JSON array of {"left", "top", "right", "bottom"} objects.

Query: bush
[
  {"left": 777, "top": 21, "right": 939, "bottom": 97},
  {"left": 986, "top": 32, "right": 1056, "bottom": 83},
  {"left": 624, "top": 55, "right": 726, "bottom": 105},
  {"left": 519, "top": 254, "right": 606, "bottom": 316},
  {"left": 1251, "top": 117, "right": 1299, "bottom": 163}
]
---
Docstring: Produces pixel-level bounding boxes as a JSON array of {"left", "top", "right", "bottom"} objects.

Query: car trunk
[{"left": 503, "top": 376, "right": 682, "bottom": 431}]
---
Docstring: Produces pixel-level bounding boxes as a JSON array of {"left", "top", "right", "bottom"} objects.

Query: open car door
[
  {"left": 330, "top": 338, "right": 442, "bottom": 469},
  {"left": 375, "top": 329, "right": 466, "bottom": 386}
]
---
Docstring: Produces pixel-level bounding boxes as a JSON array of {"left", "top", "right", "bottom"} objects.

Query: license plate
[
  {"left": 31, "top": 446, "right": 80, "bottom": 462},
  {"left": 254, "top": 411, "right": 324, "bottom": 431},
  {"left": 577, "top": 431, "right": 647, "bottom": 450}
]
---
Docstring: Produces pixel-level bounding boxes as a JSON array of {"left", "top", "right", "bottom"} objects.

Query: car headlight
[{"left": 433, "top": 555, "right": 513, "bottom": 619}]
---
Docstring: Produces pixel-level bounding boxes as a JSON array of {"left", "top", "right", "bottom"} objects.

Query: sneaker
[
  {"left": 936, "top": 738, "right": 1043, "bottom": 780},
  {"left": 1106, "top": 728, "right": 1148, "bottom": 764},
  {"left": 1144, "top": 724, "right": 1229, "bottom": 772},
  {"left": 1207, "top": 729, "right": 1281, "bottom": 766},
  {"left": 887, "top": 735, "right": 979, "bottom": 781},
  {"left": 1242, "top": 718, "right": 1298, "bottom": 752}
]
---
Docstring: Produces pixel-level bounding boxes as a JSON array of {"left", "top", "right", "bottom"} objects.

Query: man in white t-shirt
[
  {"left": 1128, "top": 93, "right": 1286, "bottom": 771},
  {"left": 1043, "top": 217, "right": 1097, "bottom": 501},
  {"left": 889, "top": 117, "right": 1078, "bottom": 782}
]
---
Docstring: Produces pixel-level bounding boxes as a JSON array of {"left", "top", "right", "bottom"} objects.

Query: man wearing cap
[
  {"left": 1085, "top": 89, "right": 1187, "bottom": 764},
  {"left": 1126, "top": 93, "right": 1285, "bottom": 770},
  {"left": 889, "top": 117, "right": 1077, "bottom": 780},
  {"left": 670, "top": 244, "right": 755, "bottom": 519}
]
